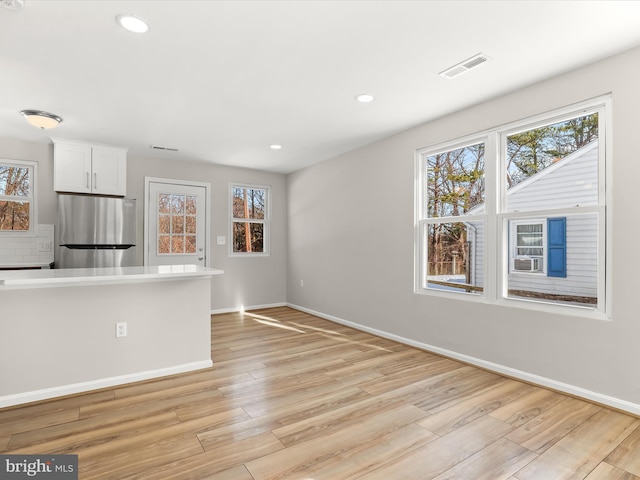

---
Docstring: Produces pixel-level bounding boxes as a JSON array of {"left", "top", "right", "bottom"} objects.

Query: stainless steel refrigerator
[{"left": 57, "top": 194, "right": 137, "bottom": 269}]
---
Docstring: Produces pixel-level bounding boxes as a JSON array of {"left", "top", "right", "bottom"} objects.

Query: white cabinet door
[
  {"left": 53, "top": 139, "right": 127, "bottom": 196},
  {"left": 53, "top": 142, "right": 92, "bottom": 193},
  {"left": 91, "top": 146, "right": 126, "bottom": 196}
]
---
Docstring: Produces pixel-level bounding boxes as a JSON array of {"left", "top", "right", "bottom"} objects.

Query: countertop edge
[{"left": 0, "top": 266, "right": 224, "bottom": 287}]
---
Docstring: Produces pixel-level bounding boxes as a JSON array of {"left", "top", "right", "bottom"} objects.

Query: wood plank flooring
[{"left": 2, "top": 306, "right": 640, "bottom": 479}]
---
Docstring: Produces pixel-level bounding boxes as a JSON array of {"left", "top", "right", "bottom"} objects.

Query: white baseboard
[
  {"left": 0, "top": 360, "right": 213, "bottom": 409},
  {"left": 287, "top": 303, "right": 640, "bottom": 417},
  {"left": 211, "top": 302, "right": 286, "bottom": 315}
]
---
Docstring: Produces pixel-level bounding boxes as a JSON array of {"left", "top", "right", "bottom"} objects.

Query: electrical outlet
[
  {"left": 217, "top": 236, "right": 226, "bottom": 245},
  {"left": 300, "top": 279, "right": 304, "bottom": 287},
  {"left": 116, "top": 322, "right": 127, "bottom": 338}
]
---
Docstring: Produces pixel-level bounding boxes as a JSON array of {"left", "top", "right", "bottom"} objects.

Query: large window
[
  {"left": 230, "top": 184, "right": 270, "bottom": 255},
  {"left": 0, "top": 160, "right": 36, "bottom": 234},
  {"left": 416, "top": 98, "right": 609, "bottom": 315}
]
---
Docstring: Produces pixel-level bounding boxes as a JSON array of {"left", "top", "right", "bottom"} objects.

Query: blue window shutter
[{"left": 547, "top": 217, "right": 566, "bottom": 278}]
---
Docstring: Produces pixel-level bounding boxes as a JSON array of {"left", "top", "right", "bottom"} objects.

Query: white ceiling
[{"left": 2, "top": 1, "right": 640, "bottom": 174}]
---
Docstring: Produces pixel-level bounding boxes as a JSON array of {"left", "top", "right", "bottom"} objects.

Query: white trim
[
  {"left": 0, "top": 360, "right": 212, "bottom": 409},
  {"left": 143, "top": 177, "right": 211, "bottom": 267},
  {"left": 211, "top": 302, "right": 287, "bottom": 315},
  {"left": 286, "top": 303, "right": 640, "bottom": 416}
]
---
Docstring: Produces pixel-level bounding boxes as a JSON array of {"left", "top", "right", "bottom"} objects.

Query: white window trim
[
  {"left": 0, "top": 159, "right": 38, "bottom": 237},
  {"left": 415, "top": 95, "right": 611, "bottom": 320},
  {"left": 229, "top": 182, "right": 271, "bottom": 257}
]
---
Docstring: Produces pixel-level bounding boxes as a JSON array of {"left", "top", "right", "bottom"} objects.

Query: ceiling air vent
[
  {"left": 439, "top": 53, "right": 489, "bottom": 79},
  {"left": 150, "top": 145, "right": 179, "bottom": 152}
]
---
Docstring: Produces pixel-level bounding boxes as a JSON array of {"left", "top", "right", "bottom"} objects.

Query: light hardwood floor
[{"left": 2, "top": 306, "right": 640, "bottom": 479}]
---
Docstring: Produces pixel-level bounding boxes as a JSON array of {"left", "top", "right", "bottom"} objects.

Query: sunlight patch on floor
[{"left": 243, "top": 312, "right": 307, "bottom": 333}]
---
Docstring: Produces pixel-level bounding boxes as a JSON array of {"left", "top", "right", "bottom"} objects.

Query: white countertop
[{"left": 0, "top": 264, "right": 223, "bottom": 287}]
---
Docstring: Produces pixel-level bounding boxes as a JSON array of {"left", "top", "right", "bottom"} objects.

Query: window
[
  {"left": 416, "top": 97, "right": 609, "bottom": 315},
  {"left": 230, "top": 184, "right": 269, "bottom": 255},
  {"left": 0, "top": 160, "right": 36, "bottom": 234},
  {"left": 511, "top": 220, "right": 544, "bottom": 273}
]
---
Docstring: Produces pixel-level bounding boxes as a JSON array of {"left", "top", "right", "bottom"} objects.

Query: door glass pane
[
  {"left": 171, "top": 236, "right": 184, "bottom": 254},
  {"left": 158, "top": 235, "right": 170, "bottom": 254},
  {"left": 171, "top": 215, "right": 184, "bottom": 234},
  {"left": 185, "top": 235, "right": 197, "bottom": 253},
  {"left": 186, "top": 196, "right": 197, "bottom": 215},
  {"left": 158, "top": 215, "right": 170, "bottom": 234},
  {"left": 185, "top": 216, "right": 196, "bottom": 234},
  {"left": 158, "top": 193, "right": 171, "bottom": 214},
  {"left": 171, "top": 195, "right": 185, "bottom": 214}
]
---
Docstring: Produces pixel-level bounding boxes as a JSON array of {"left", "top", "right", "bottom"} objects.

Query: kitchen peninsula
[{"left": 0, "top": 265, "right": 223, "bottom": 408}]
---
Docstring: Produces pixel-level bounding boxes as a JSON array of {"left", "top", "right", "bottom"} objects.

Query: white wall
[
  {"left": 287, "top": 46, "right": 640, "bottom": 408},
  {"left": 0, "top": 278, "right": 212, "bottom": 406},
  {"left": 0, "top": 139, "right": 287, "bottom": 311},
  {"left": 127, "top": 154, "right": 287, "bottom": 311}
]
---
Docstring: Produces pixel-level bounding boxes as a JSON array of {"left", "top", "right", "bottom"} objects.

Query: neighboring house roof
[{"left": 467, "top": 139, "right": 599, "bottom": 215}]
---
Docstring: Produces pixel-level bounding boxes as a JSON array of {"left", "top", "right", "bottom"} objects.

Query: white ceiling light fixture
[
  {"left": 439, "top": 53, "right": 490, "bottom": 79},
  {"left": 0, "top": 0, "right": 24, "bottom": 11},
  {"left": 270, "top": 144, "right": 283, "bottom": 150},
  {"left": 116, "top": 14, "right": 150, "bottom": 33},
  {"left": 20, "top": 110, "right": 63, "bottom": 129},
  {"left": 355, "top": 94, "right": 375, "bottom": 103}
]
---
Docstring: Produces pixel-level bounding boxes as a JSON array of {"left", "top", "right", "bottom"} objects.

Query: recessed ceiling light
[
  {"left": 270, "top": 144, "right": 283, "bottom": 150},
  {"left": 116, "top": 14, "right": 150, "bottom": 33},
  {"left": 355, "top": 94, "right": 375, "bottom": 103}
]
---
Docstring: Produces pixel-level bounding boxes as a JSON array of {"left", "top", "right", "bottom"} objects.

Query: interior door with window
[{"left": 146, "top": 180, "right": 208, "bottom": 267}]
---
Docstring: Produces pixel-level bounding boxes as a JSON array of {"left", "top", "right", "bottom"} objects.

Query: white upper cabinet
[{"left": 52, "top": 138, "right": 127, "bottom": 196}]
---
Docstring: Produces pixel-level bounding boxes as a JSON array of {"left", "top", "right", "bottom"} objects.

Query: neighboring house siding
[
  {"left": 507, "top": 142, "right": 598, "bottom": 211},
  {"left": 468, "top": 222, "right": 483, "bottom": 288}
]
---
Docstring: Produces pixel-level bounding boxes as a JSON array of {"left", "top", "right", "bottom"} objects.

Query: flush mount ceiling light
[
  {"left": 270, "top": 144, "right": 283, "bottom": 150},
  {"left": 355, "top": 94, "right": 375, "bottom": 103},
  {"left": 116, "top": 14, "right": 150, "bottom": 33},
  {"left": 20, "top": 110, "right": 63, "bottom": 129}
]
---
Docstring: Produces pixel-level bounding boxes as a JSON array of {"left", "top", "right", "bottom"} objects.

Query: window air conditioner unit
[{"left": 514, "top": 257, "right": 541, "bottom": 272}]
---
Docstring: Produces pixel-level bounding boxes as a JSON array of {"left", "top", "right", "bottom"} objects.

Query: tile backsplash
[{"left": 0, "top": 224, "right": 55, "bottom": 267}]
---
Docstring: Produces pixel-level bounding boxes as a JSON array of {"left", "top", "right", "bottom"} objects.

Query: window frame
[
  {"left": 229, "top": 182, "right": 271, "bottom": 257},
  {"left": 0, "top": 159, "right": 38, "bottom": 236},
  {"left": 415, "top": 96, "right": 611, "bottom": 319}
]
